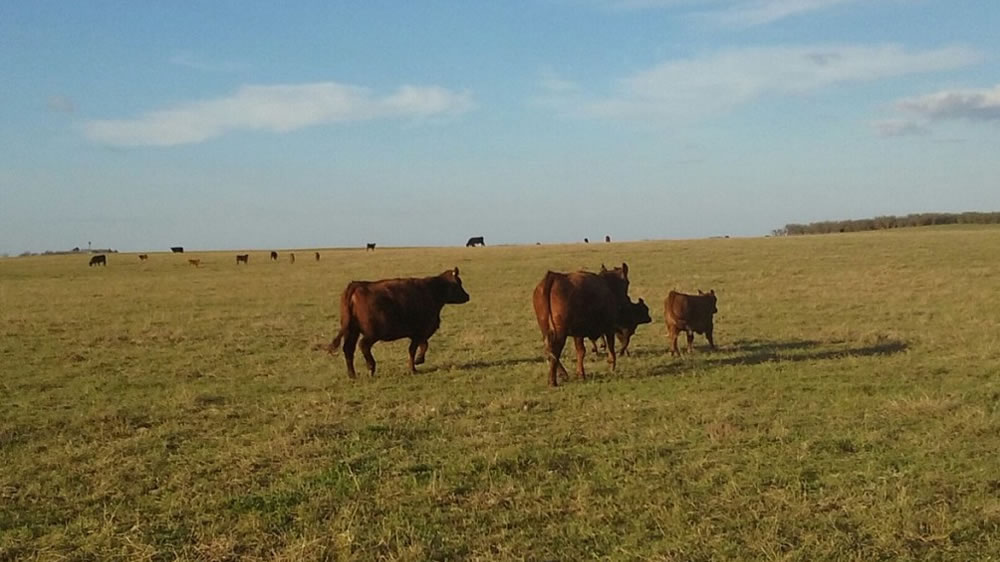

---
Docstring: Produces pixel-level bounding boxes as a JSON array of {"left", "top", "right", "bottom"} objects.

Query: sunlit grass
[{"left": 3, "top": 227, "right": 1000, "bottom": 560}]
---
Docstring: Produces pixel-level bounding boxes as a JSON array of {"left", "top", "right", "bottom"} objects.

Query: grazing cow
[
  {"left": 270, "top": 251, "right": 278, "bottom": 261},
  {"left": 170, "top": 246, "right": 184, "bottom": 253},
  {"left": 665, "top": 289, "right": 718, "bottom": 356},
  {"left": 315, "top": 252, "right": 320, "bottom": 261},
  {"left": 590, "top": 297, "right": 652, "bottom": 356},
  {"left": 89, "top": 255, "right": 106, "bottom": 267},
  {"left": 326, "top": 268, "right": 471, "bottom": 377},
  {"left": 366, "top": 243, "right": 376, "bottom": 251},
  {"left": 290, "top": 253, "right": 295, "bottom": 264},
  {"left": 138, "top": 254, "right": 148, "bottom": 261},
  {"left": 532, "top": 263, "right": 631, "bottom": 386},
  {"left": 465, "top": 236, "right": 485, "bottom": 247},
  {"left": 188, "top": 259, "right": 201, "bottom": 268},
  {"left": 584, "top": 238, "right": 589, "bottom": 243},
  {"left": 605, "top": 235, "right": 611, "bottom": 243},
  {"left": 236, "top": 254, "right": 249, "bottom": 264}
]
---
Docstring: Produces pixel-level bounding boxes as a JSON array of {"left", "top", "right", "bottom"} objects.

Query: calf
[
  {"left": 138, "top": 254, "right": 148, "bottom": 261},
  {"left": 188, "top": 259, "right": 201, "bottom": 268},
  {"left": 532, "top": 263, "right": 630, "bottom": 386},
  {"left": 326, "top": 268, "right": 471, "bottom": 377},
  {"left": 590, "top": 297, "right": 652, "bottom": 356},
  {"left": 270, "top": 251, "right": 278, "bottom": 261},
  {"left": 665, "top": 289, "right": 718, "bottom": 356},
  {"left": 236, "top": 254, "right": 249, "bottom": 264},
  {"left": 89, "top": 255, "right": 106, "bottom": 267},
  {"left": 465, "top": 236, "right": 485, "bottom": 247}
]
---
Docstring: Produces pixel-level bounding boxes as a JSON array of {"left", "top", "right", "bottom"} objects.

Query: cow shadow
[{"left": 641, "top": 338, "right": 908, "bottom": 378}]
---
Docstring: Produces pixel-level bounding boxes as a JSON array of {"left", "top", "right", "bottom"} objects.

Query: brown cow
[
  {"left": 188, "top": 259, "right": 201, "bottom": 268},
  {"left": 326, "top": 268, "right": 471, "bottom": 377},
  {"left": 665, "top": 289, "right": 718, "bottom": 356},
  {"left": 315, "top": 251, "right": 320, "bottom": 261},
  {"left": 236, "top": 254, "right": 249, "bottom": 264},
  {"left": 590, "top": 297, "right": 652, "bottom": 356},
  {"left": 88, "top": 255, "right": 106, "bottom": 267},
  {"left": 138, "top": 254, "right": 148, "bottom": 262},
  {"left": 270, "top": 251, "right": 278, "bottom": 261},
  {"left": 290, "top": 253, "right": 295, "bottom": 264},
  {"left": 532, "top": 263, "right": 630, "bottom": 386}
]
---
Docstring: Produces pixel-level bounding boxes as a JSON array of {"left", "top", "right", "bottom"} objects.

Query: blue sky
[{"left": 2, "top": 1, "right": 998, "bottom": 253}]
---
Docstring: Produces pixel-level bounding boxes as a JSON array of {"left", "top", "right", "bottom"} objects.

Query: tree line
[{"left": 773, "top": 212, "right": 1000, "bottom": 236}]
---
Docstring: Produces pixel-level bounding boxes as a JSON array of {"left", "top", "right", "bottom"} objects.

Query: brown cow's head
[
  {"left": 698, "top": 289, "right": 719, "bottom": 313},
  {"left": 630, "top": 298, "right": 652, "bottom": 326},
  {"left": 438, "top": 267, "right": 471, "bottom": 304},
  {"left": 598, "top": 262, "right": 631, "bottom": 303}
]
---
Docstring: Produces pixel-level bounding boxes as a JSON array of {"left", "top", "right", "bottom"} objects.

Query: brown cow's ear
[
  {"left": 698, "top": 289, "right": 704, "bottom": 295},
  {"left": 600, "top": 264, "right": 607, "bottom": 272},
  {"left": 709, "top": 289, "right": 715, "bottom": 295},
  {"left": 638, "top": 297, "right": 644, "bottom": 304},
  {"left": 453, "top": 267, "right": 460, "bottom": 276},
  {"left": 622, "top": 262, "right": 628, "bottom": 277}
]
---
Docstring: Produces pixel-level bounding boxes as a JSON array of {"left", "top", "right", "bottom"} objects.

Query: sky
[{"left": 1, "top": 0, "right": 998, "bottom": 253}]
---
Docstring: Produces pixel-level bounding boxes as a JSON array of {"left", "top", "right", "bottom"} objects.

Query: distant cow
[
  {"left": 584, "top": 238, "right": 589, "bottom": 243},
  {"left": 532, "top": 263, "right": 631, "bottom": 386},
  {"left": 590, "top": 297, "right": 652, "bottom": 356},
  {"left": 315, "top": 252, "right": 320, "bottom": 261},
  {"left": 188, "top": 259, "right": 201, "bottom": 268},
  {"left": 170, "top": 246, "right": 184, "bottom": 253},
  {"left": 665, "top": 289, "right": 718, "bottom": 356},
  {"left": 366, "top": 243, "right": 376, "bottom": 251},
  {"left": 326, "top": 268, "right": 471, "bottom": 377},
  {"left": 138, "top": 254, "right": 148, "bottom": 261},
  {"left": 290, "top": 253, "right": 295, "bottom": 264},
  {"left": 236, "top": 254, "right": 249, "bottom": 264},
  {"left": 270, "top": 251, "right": 278, "bottom": 261},
  {"left": 605, "top": 235, "right": 611, "bottom": 243},
  {"left": 89, "top": 255, "right": 106, "bottom": 267},
  {"left": 465, "top": 236, "right": 485, "bottom": 247}
]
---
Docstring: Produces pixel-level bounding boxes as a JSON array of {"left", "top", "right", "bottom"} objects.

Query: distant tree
[{"left": 779, "top": 212, "right": 1000, "bottom": 236}]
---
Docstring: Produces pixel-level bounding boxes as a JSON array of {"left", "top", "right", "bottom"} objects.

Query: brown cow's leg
[
  {"left": 686, "top": 331, "right": 695, "bottom": 354},
  {"left": 573, "top": 337, "right": 587, "bottom": 380},
  {"left": 706, "top": 329, "right": 716, "bottom": 350},
  {"left": 605, "top": 331, "right": 617, "bottom": 371},
  {"left": 414, "top": 341, "right": 428, "bottom": 365},
  {"left": 547, "top": 333, "right": 567, "bottom": 387},
  {"left": 359, "top": 336, "right": 377, "bottom": 376},
  {"left": 668, "top": 326, "right": 680, "bottom": 356},
  {"left": 590, "top": 338, "right": 600, "bottom": 354},
  {"left": 618, "top": 332, "right": 631, "bottom": 356},
  {"left": 342, "top": 331, "right": 360, "bottom": 378}
]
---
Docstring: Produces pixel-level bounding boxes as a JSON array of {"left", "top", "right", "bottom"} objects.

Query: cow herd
[{"left": 324, "top": 263, "right": 718, "bottom": 386}]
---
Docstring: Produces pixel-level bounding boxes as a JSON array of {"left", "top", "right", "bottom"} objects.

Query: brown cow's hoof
[{"left": 414, "top": 356, "right": 425, "bottom": 365}]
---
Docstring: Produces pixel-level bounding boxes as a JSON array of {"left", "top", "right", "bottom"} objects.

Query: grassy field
[{"left": 3, "top": 226, "right": 1000, "bottom": 561}]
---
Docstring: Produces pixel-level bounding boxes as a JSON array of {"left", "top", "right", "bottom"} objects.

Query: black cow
[
  {"left": 236, "top": 254, "right": 249, "bottom": 264},
  {"left": 270, "top": 251, "right": 278, "bottom": 261},
  {"left": 170, "top": 246, "right": 184, "bottom": 254},
  {"left": 89, "top": 255, "right": 107, "bottom": 267},
  {"left": 466, "top": 236, "right": 485, "bottom": 247},
  {"left": 366, "top": 243, "right": 376, "bottom": 251}
]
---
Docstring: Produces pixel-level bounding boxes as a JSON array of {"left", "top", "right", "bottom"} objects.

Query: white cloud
[
  {"left": 82, "top": 82, "right": 474, "bottom": 147},
  {"left": 709, "top": 0, "right": 859, "bottom": 27},
  {"left": 595, "top": 0, "right": 866, "bottom": 26},
  {"left": 541, "top": 44, "right": 980, "bottom": 122},
  {"left": 169, "top": 52, "right": 249, "bottom": 73},
  {"left": 872, "top": 119, "right": 929, "bottom": 137},
  {"left": 46, "top": 95, "right": 75, "bottom": 113},
  {"left": 896, "top": 85, "right": 1000, "bottom": 122}
]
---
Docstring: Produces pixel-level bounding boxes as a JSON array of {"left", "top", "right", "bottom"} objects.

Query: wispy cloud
[
  {"left": 169, "top": 52, "right": 249, "bottom": 73},
  {"left": 540, "top": 44, "right": 980, "bottom": 122},
  {"left": 46, "top": 95, "right": 75, "bottom": 113},
  {"left": 595, "top": 0, "right": 864, "bottom": 26},
  {"left": 896, "top": 85, "right": 1000, "bottom": 122},
  {"left": 872, "top": 119, "right": 929, "bottom": 137},
  {"left": 82, "top": 82, "right": 475, "bottom": 147}
]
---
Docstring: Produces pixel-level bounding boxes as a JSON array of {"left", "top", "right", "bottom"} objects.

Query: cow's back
[
  {"left": 544, "top": 271, "right": 620, "bottom": 339},
  {"left": 666, "top": 291, "right": 713, "bottom": 333},
  {"left": 347, "top": 279, "right": 439, "bottom": 341}
]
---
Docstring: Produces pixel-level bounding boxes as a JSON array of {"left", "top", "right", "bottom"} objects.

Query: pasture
[{"left": 2, "top": 227, "right": 1000, "bottom": 560}]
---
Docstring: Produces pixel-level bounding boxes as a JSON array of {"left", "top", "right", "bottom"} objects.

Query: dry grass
[{"left": 3, "top": 226, "right": 1000, "bottom": 560}]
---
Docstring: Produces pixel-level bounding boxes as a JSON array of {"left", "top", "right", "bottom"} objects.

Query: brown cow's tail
[
  {"left": 326, "top": 282, "right": 360, "bottom": 355},
  {"left": 535, "top": 272, "right": 558, "bottom": 355}
]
